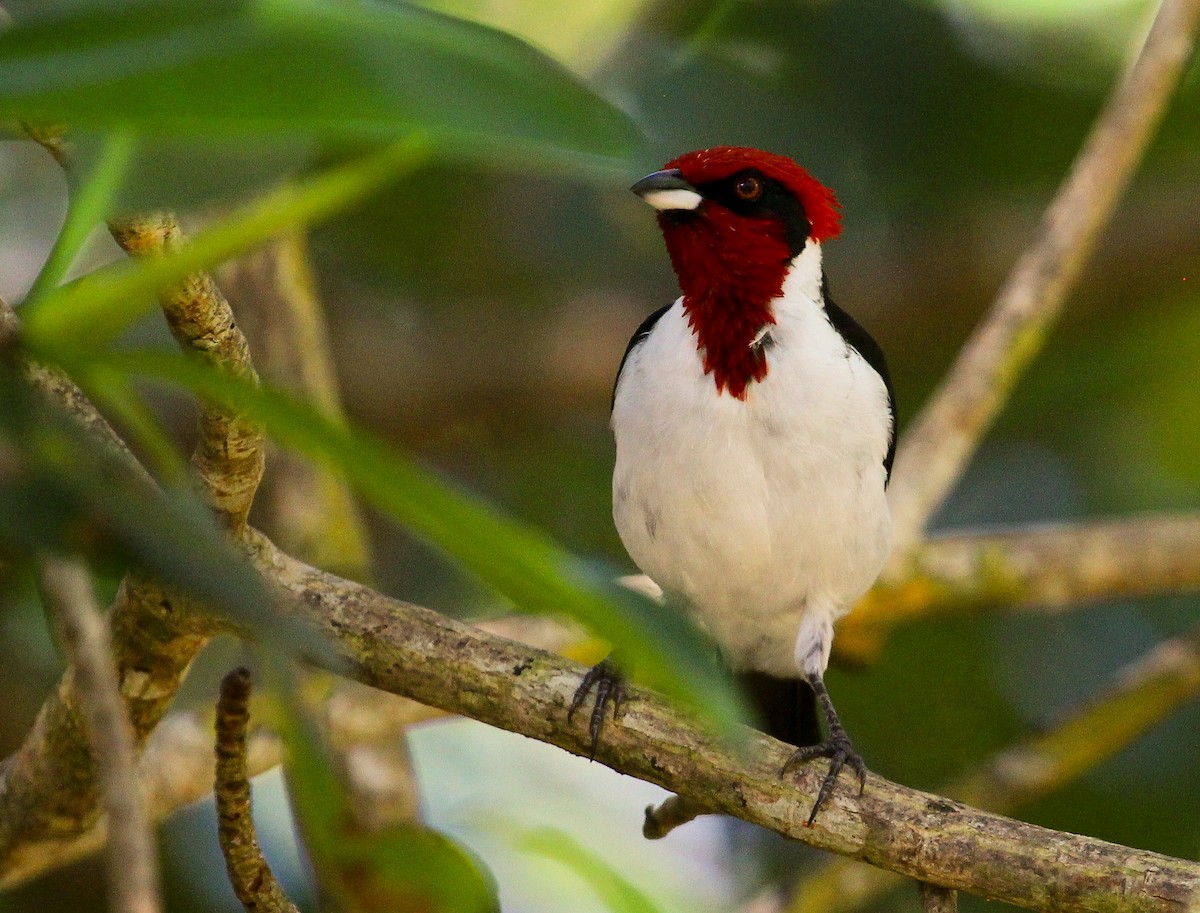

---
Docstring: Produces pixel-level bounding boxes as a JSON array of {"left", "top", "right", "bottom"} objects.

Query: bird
[{"left": 571, "top": 146, "right": 896, "bottom": 826}]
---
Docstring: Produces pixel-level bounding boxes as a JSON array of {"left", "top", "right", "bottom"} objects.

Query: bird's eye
[{"left": 734, "top": 176, "right": 763, "bottom": 201}]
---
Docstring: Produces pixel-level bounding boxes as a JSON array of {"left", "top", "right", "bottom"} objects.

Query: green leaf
[
  {"left": 0, "top": 363, "right": 339, "bottom": 668},
  {"left": 21, "top": 135, "right": 433, "bottom": 352},
  {"left": 0, "top": 0, "right": 640, "bottom": 160},
  {"left": 516, "top": 826, "right": 666, "bottom": 913},
  {"left": 24, "top": 129, "right": 135, "bottom": 307},
  {"left": 95, "top": 349, "right": 750, "bottom": 738},
  {"left": 272, "top": 660, "right": 499, "bottom": 913}
]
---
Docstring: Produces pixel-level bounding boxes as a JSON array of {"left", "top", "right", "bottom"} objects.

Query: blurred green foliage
[{"left": 0, "top": 0, "right": 639, "bottom": 155}]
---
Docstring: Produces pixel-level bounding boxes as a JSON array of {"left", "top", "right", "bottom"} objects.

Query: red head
[{"left": 631, "top": 146, "right": 842, "bottom": 398}]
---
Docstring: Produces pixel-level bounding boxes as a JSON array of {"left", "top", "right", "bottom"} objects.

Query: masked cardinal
[{"left": 573, "top": 146, "right": 895, "bottom": 825}]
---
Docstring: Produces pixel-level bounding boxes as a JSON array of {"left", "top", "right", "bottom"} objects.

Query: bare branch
[
  {"left": 787, "top": 622, "right": 1200, "bottom": 913},
  {"left": 214, "top": 668, "right": 299, "bottom": 913},
  {"left": 251, "top": 534, "right": 1200, "bottom": 913},
  {"left": 0, "top": 209, "right": 264, "bottom": 868},
  {"left": 886, "top": 0, "right": 1200, "bottom": 559},
  {"left": 0, "top": 575, "right": 220, "bottom": 883},
  {"left": 0, "top": 300, "right": 151, "bottom": 488},
  {"left": 107, "top": 213, "right": 265, "bottom": 533},
  {"left": 36, "top": 556, "right": 161, "bottom": 913},
  {"left": 0, "top": 302, "right": 226, "bottom": 880},
  {"left": 838, "top": 513, "right": 1200, "bottom": 660},
  {"left": 0, "top": 712, "right": 279, "bottom": 890}
]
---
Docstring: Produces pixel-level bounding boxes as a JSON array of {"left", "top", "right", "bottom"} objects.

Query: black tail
[{"left": 739, "top": 671, "right": 821, "bottom": 747}]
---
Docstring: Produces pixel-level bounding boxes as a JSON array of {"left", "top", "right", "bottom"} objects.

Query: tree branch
[
  {"left": 36, "top": 556, "right": 162, "bottom": 913},
  {"left": 838, "top": 513, "right": 1200, "bottom": 661},
  {"left": 0, "top": 301, "right": 151, "bottom": 488},
  {"left": 886, "top": 0, "right": 1200, "bottom": 559},
  {"left": 788, "top": 621, "right": 1200, "bottom": 913},
  {"left": 214, "top": 668, "right": 299, "bottom": 913},
  {"left": 0, "top": 197, "right": 261, "bottom": 870},
  {"left": 251, "top": 533, "right": 1200, "bottom": 913},
  {"left": 107, "top": 212, "right": 265, "bottom": 534},
  {"left": 0, "top": 568, "right": 219, "bottom": 881},
  {"left": 0, "top": 711, "right": 280, "bottom": 890}
]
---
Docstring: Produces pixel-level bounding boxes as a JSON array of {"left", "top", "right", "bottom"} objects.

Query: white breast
[{"left": 611, "top": 243, "right": 893, "bottom": 677}]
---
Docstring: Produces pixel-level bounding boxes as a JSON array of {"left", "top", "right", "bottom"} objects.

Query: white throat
[{"left": 780, "top": 239, "right": 824, "bottom": 305}]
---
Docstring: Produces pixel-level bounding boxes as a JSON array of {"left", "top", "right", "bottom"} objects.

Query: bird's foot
[
  {"left": 781, "top": 732, "right": 867, "bottom": 826},
  {"left": 568, "top": 658, "right": 625, "bottom": 759}
]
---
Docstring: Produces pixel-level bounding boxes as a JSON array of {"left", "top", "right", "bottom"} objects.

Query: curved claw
[
  {"left": 781, "top": 733, "right": 867, "bottom": 826},
  {"left": 569, "top": 659, "right": 625, "bottom": 759}
]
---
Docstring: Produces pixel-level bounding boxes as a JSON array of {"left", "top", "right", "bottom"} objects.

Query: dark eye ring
[{"left": 734, "top": 176, "right": 762, "bottom": 201}]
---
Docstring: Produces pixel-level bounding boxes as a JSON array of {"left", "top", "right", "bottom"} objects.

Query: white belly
[{"left": 611, "top": 294, "right": 892, "bottom": 677}]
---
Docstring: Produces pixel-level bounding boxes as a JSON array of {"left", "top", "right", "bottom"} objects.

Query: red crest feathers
[{"left": 666, "top": 146, "right": 842, "bottom": 242}]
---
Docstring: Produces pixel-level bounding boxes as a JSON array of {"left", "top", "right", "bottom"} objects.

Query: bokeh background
[{"left": 0, "top": 0, "right": 1197, "bottom": 911}]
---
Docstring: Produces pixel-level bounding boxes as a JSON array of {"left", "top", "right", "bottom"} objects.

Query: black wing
[
  {"left": 821, "top": 276, "right": 897, "bottom": 483},
  {"left": 611, "top": 304, "right": 671, "bottom": 412}
]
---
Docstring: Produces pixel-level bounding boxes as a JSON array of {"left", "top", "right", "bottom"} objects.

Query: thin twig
[
  {"left": 886, "top": 0, "right": 1200, "bottom": 560},
  {"left": 786, "top": 622, "right": 1200, "bottom": 913},
  {"left": 0, "top": 301, "right": 152, "bottom": 487},
  {"left": 214, "top": 668, "right": 299, "bottom": 913},
  {"left": 919, "top": 882, "right": 958, "bottom": 913},
  {"left": 36, "top": 556, "right": 161, "bottom": 913},
  {"left": 107, "top": 213, "right": 265, "bottom": 534}
]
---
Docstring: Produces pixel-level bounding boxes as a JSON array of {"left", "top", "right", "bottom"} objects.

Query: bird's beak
[{"left": 631, "top": 169, "right": 703, "bottom": 212}]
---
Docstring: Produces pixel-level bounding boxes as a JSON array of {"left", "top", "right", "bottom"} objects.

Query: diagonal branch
[
  {"left": 251, "top": 534, "right": 1200, "bottom": 913},
  {"left": 789, "top": 621, "right": 1200, "bottom": 913},
  {"left": 838, "top": 512, "right": 1200, "bottom": 660},
  {"left": 886, "top": 0, "right": 1200, "bottom": 560}
]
